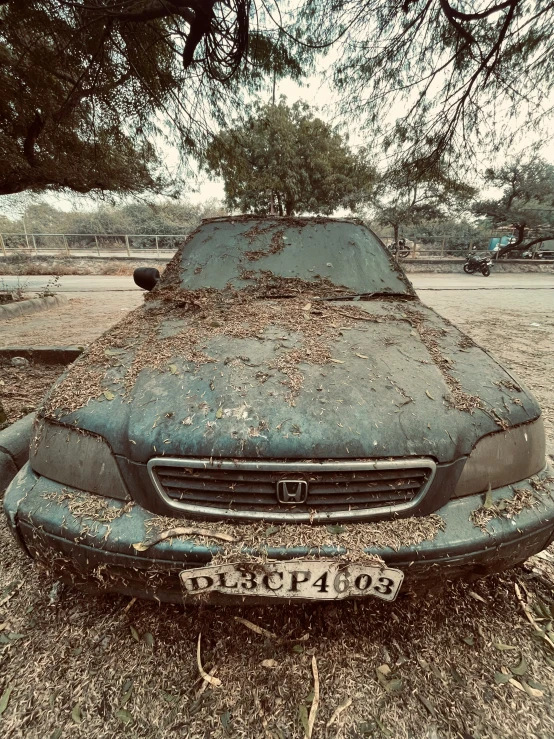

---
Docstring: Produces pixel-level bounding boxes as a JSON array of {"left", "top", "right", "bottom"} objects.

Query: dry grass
[
  {"left": 41, "top": 491, "right": 133, "bottom": 526},
  {"left": 470, "top": 487, "right": 537, "bottom": 532},
  {"left": 404, "top": 307, "right": 484, "bottom": 415},
  {"left": 0, "top": 256, "right": 165, "bottom": 276},
  {"left": 1, "top": 507, "right": 554, "bottom": 738}
]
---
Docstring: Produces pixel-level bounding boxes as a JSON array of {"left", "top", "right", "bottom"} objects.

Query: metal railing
[
  {"left": 0, "top": 232, "right": 478, "bottom": 259},
  {"left": 0, "top": 233, "right": 187, "bottom": 258},
  {"left": 380, "top": 237, "right": 474, "bottom": 259}
]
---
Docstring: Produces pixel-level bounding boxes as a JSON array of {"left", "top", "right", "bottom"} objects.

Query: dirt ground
[
  {"left": 0, "top": 280, "right": 554, "bottom": 738},
  {"left": 0, "top": 292, "right": 142, "bottom": 347},
  {"left": 0, "top": 362, "right": 67, "bottom": 424}
]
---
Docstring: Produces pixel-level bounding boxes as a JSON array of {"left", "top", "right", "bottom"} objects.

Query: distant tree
[
  {"left": 0, "top": 1, "right": 304, "bottom": 198},
  {"left": 13, "top": 198, "right": 226, "bottom": 238},
  {"left": 406, "top": 218, "right": 487, "bottom": 245},
  {"left": 19, "top": 203, "right": 64, "bottom": 234},
  {"left": 118, "top": 200, "right": 225, "bottom": 235},
  {"left": 371, "top": 159, "right": 476, "bottom": 246},
  {"left": 204, "top": 100, "right": 376, "bottom": 215},
  {"left": 472, "top": 158, "right": 554, "bottom": 257},
  {"left": 0, "top": 214, "right": 15, "bottom": 233}
]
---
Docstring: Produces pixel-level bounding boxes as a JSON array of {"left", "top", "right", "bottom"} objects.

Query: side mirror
[{"left": 134, "top": 267, "right": 160, "bottom": 291}]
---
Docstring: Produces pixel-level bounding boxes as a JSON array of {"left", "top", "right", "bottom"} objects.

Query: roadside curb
[
  {"left": 0, "top": 345, "right": 84, "bottom": 364},
  {"left": 0, "top": 294, "right": 69, "bottom": 319},
  {"left": 404, "top": 259, "right": 554, "bottom": 273},
  {"left": 0, "top": 413, "right": 34, "bottom": 492}
]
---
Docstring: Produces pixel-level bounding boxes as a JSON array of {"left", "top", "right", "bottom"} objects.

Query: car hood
[{"left": 42, "top": 299, "right": 540, "bottom": 464}]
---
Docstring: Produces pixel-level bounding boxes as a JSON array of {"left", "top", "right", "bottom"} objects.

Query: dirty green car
[{"left": 4, "top": 217, "right": 554, "bottom": 603}]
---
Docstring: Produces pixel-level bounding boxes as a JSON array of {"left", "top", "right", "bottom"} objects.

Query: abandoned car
[{"left": 4, "top": 217, "right": 554, "bottom": 602}]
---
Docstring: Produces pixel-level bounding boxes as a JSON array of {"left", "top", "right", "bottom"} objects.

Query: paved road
[{"left": 3, "top": 272, "right": 554, "bottom": 292}]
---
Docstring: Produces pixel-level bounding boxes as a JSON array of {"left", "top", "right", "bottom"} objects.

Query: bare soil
[
  {"left": 0, "top": 282, "right": 553, "bottom": 738},
  {"left": 0, "top": 292, "right": 143, "bottom": 348}
]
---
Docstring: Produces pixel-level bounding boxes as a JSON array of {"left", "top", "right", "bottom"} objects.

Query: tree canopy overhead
[
  {"left": 295, "top": 0, "right": 554, "bottom": 166},
  {"left": 4, "top": 0, "right": 554, "bottom": 202},
  {"left": 204, "top": 99, "right": 376, "bottom": 215},
  {"left": 0, "top": 0, "right": 304, "bottom": 197}
]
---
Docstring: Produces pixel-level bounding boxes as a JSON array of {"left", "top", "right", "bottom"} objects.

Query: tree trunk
[
  {"left": 285, "top": 199, "right": 295, "bottom": 216},
  {"left": 393, "top": 223, "right": 399, "bottom": 245},
  {"left": 497, "top": 222, "right": 526, "bottom": 258},
  {"left": 276, "top": 192, "right": 284, "bottom": 216}
]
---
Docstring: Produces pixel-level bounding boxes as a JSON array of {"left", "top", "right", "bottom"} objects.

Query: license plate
[{"left": 180, "top": 561, "right": 403, "bottom": 602}]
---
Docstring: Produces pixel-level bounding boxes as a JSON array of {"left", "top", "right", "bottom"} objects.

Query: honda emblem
[{"left": 276, "top": 479, "right": 308, "bottom": 504}]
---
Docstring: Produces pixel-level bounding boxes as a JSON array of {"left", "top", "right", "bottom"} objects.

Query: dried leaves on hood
[{"left": 41, "top": 272, "right": 407, "bottom": 416}]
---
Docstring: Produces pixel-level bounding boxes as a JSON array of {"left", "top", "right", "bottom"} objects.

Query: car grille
[{"left": 147, "top": 458, "right": 436, "bottom": 523}]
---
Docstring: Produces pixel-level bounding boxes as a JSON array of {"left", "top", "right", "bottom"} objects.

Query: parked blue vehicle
[{"left": 488, "top": 236, "right": 515, "bottom": 257}]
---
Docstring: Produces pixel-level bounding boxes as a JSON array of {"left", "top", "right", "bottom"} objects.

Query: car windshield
[{"left": 168, "top": 217, "right": 414, "bottom": 297}]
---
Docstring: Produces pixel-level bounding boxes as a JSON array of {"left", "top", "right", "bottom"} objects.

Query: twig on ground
[
  {"left": 133, "top": 527, "right": 236, "bottom": 550},
  {"left": 0, "top": 581, "right": 24, "bottom": 608},
  {"left": 122, "top": 597, "right": 136, "bottom": 613},
  {"left": 234, "top": 616, "right": 310, "bottom": 645},
  {"left": 234, "top": 617, "right": 278, "bottom": 640},
  {"left": 327, "top": 697, "right": 352, "bottom": 727},
  {"left": 197, "top": 633, "right": 221, "bottom": 687},
  {"left": 514, "top": 580, "right": 554, "bottom": 650},
  {"left": 195, "top": 666, "right": 219, "bottom": 698},
  {"left": 307, "top": 656, "right": 320, "bottom": 739},
  {"left": 254, "top": 695, "right": 274, "bottom": 739},
  {"left": 515, "top": 581, "right": 542, "bottom": 633}
]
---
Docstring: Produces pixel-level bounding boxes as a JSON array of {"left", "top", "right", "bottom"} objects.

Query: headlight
[
  {"left": 30, "top": 419, "right": 129, "bottom": 501},
  {"left": 453, "top": 417, "right": 545, "bottom": 498}
]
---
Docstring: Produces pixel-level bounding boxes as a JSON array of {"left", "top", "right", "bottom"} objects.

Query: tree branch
[
  {"left": 77, "top": 0, "right": 196, "bottom": 25},
  {"left": 23, "top": 112, "right": 46, "bottom": 167},
  {"left": 498, "top": 233, "right": 553, "bottom": 258},
  {"left": 441, "top": 0, "right": 516, "bottom": 22},
  {"left": 438, "top": 0, "right": 476, "bottom": 43}
]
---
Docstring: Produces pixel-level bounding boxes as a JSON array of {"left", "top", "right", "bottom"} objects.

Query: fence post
[
  {"left": 441, "top": 238, "right": 445, "bottom": 257},
  {"left": 22, "top": 219, "right": 30, "bottom": 252},
  {"left": 125, "top": 234, "right": 131, "bottom": 257},
  {"left": 0, "top": 233, "right": 6, "bottom": 257},
  {"left": 94, "top": 234, "right": 100, "bottom": 257},
  {"left": 63, "top": 235, "right": 70, "bottom": 256},
  {"left": 32, "top": 234, "right": 38, "bottom": 256},
  {"left": 155, "top": 235, "right": 159, "bottom": 255}
]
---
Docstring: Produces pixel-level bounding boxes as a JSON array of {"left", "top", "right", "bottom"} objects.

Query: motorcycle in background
[
  {"left": 463, "top": 251, "right": 493, "bottom": 276},
  {"left": 388, "top": 238, "right": 411, "bottom": 259}
]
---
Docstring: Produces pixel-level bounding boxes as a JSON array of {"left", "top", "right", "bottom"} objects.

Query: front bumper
[{"left": 4, "top": 462, "right": 554, "bottom": 603}]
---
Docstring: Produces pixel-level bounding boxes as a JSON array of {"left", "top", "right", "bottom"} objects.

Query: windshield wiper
[{"left": 317, "top": 292, "right": 415, "bottom": 301}]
